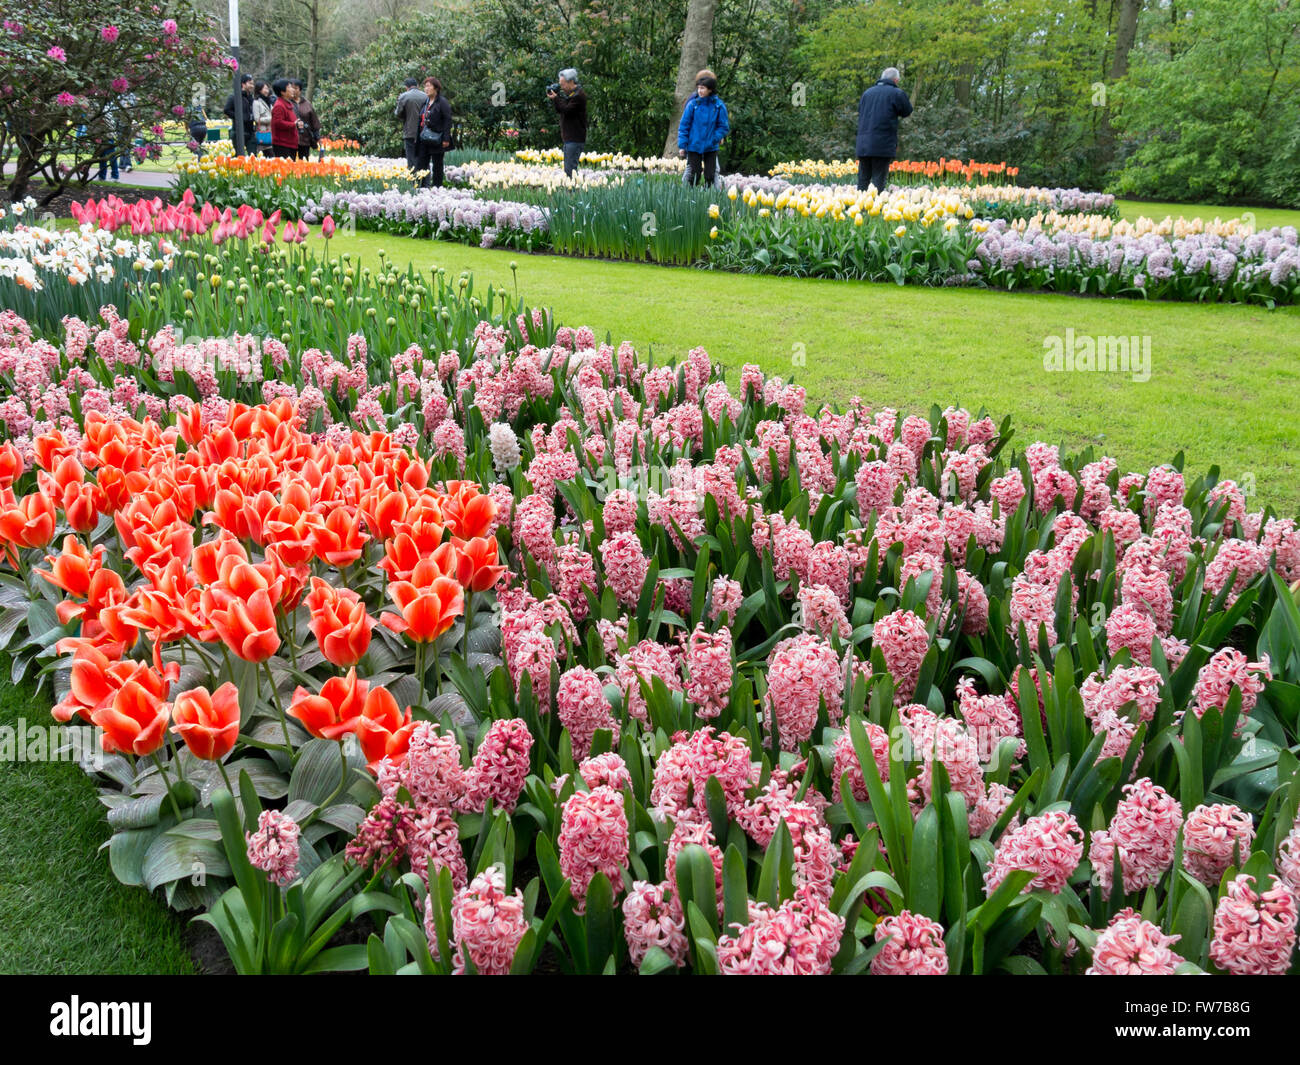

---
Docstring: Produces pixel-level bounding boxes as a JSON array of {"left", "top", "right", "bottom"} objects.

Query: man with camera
[{"left": 546, "top": 69, "right": 587, "bottom": 178}]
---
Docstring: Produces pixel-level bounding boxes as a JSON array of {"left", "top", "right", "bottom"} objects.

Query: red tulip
[
  {"left": 170, "top": 682, "right": 241, "bottom": 761},
  {"left": 199, "top": 558, "right": 283, "bottom": 662},
  {"left": 321, "top": 214, "right": 336, "bottom": 239},
  {"left": 288, "top": 667, "right": 369, "bottom": 741},
  {"left": 453, "top": 536, "right": 507, "bottom": 593},
  {"left": 305, "top": 576, "right": 375, "bottom": 668},
  {"left": 382, "top": 557, "right": 464, "bottom": 643},
  {"left": 354, "top": 686, "right": 415, "bottom": 770}
]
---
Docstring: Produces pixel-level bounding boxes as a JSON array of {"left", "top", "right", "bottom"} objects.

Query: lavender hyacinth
[{"left": 304, "top": 188, "right": 548, "bottom": 246}]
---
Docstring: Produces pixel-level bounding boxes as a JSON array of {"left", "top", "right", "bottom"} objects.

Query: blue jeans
[
  {"left": 96, "top": 143, "right": 119, "bottom": 181},
  {"left": 562, "top": 141, "right": 584, "bottom": 177}
]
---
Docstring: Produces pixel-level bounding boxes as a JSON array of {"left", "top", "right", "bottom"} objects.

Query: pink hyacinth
[
  {"left": 556, "top": 666, "right": 615, "bottom": 760},
  {"left": 665, "top": 814, "right": 725, "bottom": 905},
  {"left": 649, "top": 727, "right": 755, "bottom": 822},
  {"left": 345, "top": 795, "right": 417, "bottom": 870},
  {"left": 460, "top": 718, "right": 533, "bottom": 814},
  {"left": 717, "top": 887, "right": 845, "bottom": 975},
  {"left": 872, "top": 608, "right": 930, "bottom": 702},
  {"left": 246, "top": 809, "right": 301, "bottom": 887},
  {"left": 1104, "top": 602, "right": 1159, "bottom": 665},
  {"left": 797, "top": 583, "right": 852, "bottom": 639},
  {"left": 578, "top": 752, "right": 632, "bottom": 792},
  {"left": 1209, "top": 874, "right": 1298, "bottom": 976},
  {"left": 427, "top": 866, "right": 529, "bottom": 975},
  {"left": 830, "top": 722, "right": 890, "bottom": 803},
  {"left": 1089, "top": 778, "right": 1184, "bottom": 897},
  {"left": 599, "top": 530, "right": 650, "bottom": 607},
  {"left": 984, "top": 811, "right": 1084, "bottom": 896},
  {"left": 1181, "top": 803, "right": 1255, "bottom": 886},
  {"left": 408, "top": 806, "right": 467, "bottom": 890},
  {"left": 870, "top": 909, "right": 948, "bottom": 975},
  {"left": 1189, "top": 647, "right": 1270, "bottom": 735},
  {"left": 558, "top": 785, "right": 629, "bottom": 913},
  {"left": 623, "top": 880, "right": 688, "bottom": 968},
  {"left": 708, "top": 576, "right": 744, "bottom": 623},
  {"left": 764, "top": 632, "right": 843, "bottom": 749},
  {"left": 1086, "top": 908, "right": 1182, "bottom": 975},
  {"left": 683, "top": 623, "right": 733, "bottom": 719},
  {"left": 1277, "top": 824, "right": 1300, "bottom": 904},
  {"left": 401, "top": 722, "right": 467, "bottom": 809}
]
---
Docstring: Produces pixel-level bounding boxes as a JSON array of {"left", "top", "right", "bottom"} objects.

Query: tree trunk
[
  {"left": 308, "top": 3, "right": 319, "bottom": 101},
  {"left": 1096, "top": 0, "right": 1142, "bottom": 166},
  {"left": 662, "top": 0, "right": 719, "bottom": 158}
]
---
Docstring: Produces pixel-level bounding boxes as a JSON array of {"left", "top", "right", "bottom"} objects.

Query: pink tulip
[{"left": 321, "top": 215, "right": 336, "bottom": 239}]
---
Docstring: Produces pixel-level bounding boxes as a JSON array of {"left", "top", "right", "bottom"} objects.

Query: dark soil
[{"left": 183, "top": 905, "right": 377, "bottom": 975}]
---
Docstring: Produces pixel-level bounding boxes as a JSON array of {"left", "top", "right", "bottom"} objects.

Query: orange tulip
[
  {"left": 453, "top": 536, "right": 508, "bottom": 593},
  {"left": 38, "top": 535, "right": 106, "bottom": 600},
  {"left": 199, "top": 558, "right": 282, "bottom": 662},
  {"left": 191, "top": 531, "right": 248, "bottom": 585},
  {"left": 288, "top": 667, "right": 369, "bottom": 741},
  {"left": 0, "top": 441, "right": 23, "bottom": 488},
  {"left": 354, "top": 685, "right": 415, "bottom": 770},
  {"left": 0, "top": 489, "right": 56, "bottom": 561},
  {"left": 382, "top": 557, "right": 464, "bottom": 643},
  {"left": 305, "top": 577, "right": 376, "bottom": 668},
  {"left": 90, "top": 669, "right": 174, "bottom": 757},
  {"left": 310, "top": 505, "right": 369, "bottom": 567},
  {"left": 440, "top": 480, "right": 497, "bottom": 540},
  {"left": 170, "top": 682, "right": 241, "bottom": 761},
  {"left": 380, "top": 519, "right": 451, "bottom": 583}
]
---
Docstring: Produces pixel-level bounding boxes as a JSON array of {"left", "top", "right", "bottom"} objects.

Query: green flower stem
[
  {"left": 150, "top": 752, "right": 184, "bottom": 824},
  {"left": 262, "top": 659, "right": 295, "bottom": 758}
]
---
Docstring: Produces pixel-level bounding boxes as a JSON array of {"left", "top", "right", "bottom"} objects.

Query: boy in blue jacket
[{"left": 678, "top": 72, "right": 729, "bottom": 187}]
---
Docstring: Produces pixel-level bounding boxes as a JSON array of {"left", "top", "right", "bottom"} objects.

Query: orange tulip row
[{"left": 8, "top": 399, "right": 505, "bottom": 766}]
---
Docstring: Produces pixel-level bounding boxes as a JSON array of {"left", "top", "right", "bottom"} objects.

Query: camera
[{"left": 546, "top": 83, "right": 561, "bottom": 96}]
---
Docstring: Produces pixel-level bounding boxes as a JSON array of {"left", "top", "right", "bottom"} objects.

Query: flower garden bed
[
  {"left": 1, "top": 193, "right": 1299, "bottom": 975},
  {"left": 162, "top": 153, "right": 1300, "bottom": 305}
]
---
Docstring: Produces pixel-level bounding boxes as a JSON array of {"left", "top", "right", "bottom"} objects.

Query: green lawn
[
  {"left": 328, "top": 229, "right": 1300, "bottom": 512},
  {"left": 0, "top": 660, "right": 194, "bottom": 974},
  {"left": 1115, "top": 198, "right": 1300, "bottom": 230}
]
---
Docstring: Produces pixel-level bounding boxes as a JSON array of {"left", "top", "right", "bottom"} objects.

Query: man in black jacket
[
  {"left": 223, "top": 75, "right": 255, "bottom": 154},
  {"left": 395, "top": 78, "right": 428, "bottom": 175},
  {"left": 856, "top": 67, "right": 913, "bottom": 194},
  {"left": 547, "top": 68, "right": 587, "bottom": 178}
]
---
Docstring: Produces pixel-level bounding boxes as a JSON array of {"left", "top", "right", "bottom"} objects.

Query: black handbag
[{"left": 419, "top": 102, "right": 448, "bottom": 151}]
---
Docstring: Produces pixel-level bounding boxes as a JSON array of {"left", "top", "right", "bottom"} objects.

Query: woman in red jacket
[{"left": 270, "top": 79, "right": 302, "bottom": 158}]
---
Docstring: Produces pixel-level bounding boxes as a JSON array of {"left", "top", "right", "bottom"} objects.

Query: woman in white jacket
[{"left": 252, "top": 80, "right": 274, "bottom": 155}]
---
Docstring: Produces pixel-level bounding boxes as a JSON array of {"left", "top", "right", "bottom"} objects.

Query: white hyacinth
[{"left": 489, "top": 422, "right": 521, "bottom": 475}]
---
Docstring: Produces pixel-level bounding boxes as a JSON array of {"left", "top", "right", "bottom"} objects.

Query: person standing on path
[
  {"left": 270, "top": 79, "right": 301, "bottom": 159},
  {"left": 395, "top": 77, "right": 428, "bottom": 176},
  {"left": 855, "top": 66, "right": 912, "bottom": 195},
  {"left": 677, "top": 71, "right": 729, "bottom": 187},
  {"left": 417, "top": 76, "right": 452, "bottom": 188},
  {"left": 293, "top": 80, "right": 320, "bottom": 161},
  {"left": 547, "top": 68, "right": 587, "bottom": 179}
]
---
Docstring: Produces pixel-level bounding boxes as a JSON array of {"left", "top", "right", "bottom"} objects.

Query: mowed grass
[
  {"left": 325, "top": 229, "right": 1300, "bottom": 511},
  {"left": 1115, "top": 198, "right": 1300, "bottom": 230},
  {"left": 0, "top": 661, "right": 194, "bottom": 974}
]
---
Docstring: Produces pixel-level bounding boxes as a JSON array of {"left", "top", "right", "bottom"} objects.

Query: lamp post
[{"left": 230, "top": 0, "right": 245, "bottom": 156}]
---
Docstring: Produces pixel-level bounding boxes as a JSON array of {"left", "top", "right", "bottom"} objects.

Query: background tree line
[{"left": 229, "top": 0, "right": 1298, "bottom": 205}]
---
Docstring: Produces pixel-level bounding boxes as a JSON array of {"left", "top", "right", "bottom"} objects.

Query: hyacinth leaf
[
  {"left": 212, "top": 788, "right": 264, "bottom": 913},
  {"left": 940, "top": 792, "right": 971, "bottom": 925},
  {"left": 721, "top": 844, "right": 749, "bottom": 933},
  {"left": 1172, "top": 877, "right": 1214, "bottom": 969},
  {"left": 969, "top": 868, "right": 1035, "bottom": 936},
  {"left": 908, "top": 804, "right": 943, "bottom": 921},
  {"left": 583, "top": 872, "right": 616, "bottom": 975},
  {"left": 536, "top": 833, "right": 586, "bottom": 970},
  {"left": 638, "top": 945, "right": 677, "bottom": 975},
  {"left": 685, "top": 901, "right": 718, "bottom": 976},
  {"left": 755, "top": 819, "right": 794, "bottom": 908},
  {"left": 850, "top": 716, "right": 901, "bottom": 876}
]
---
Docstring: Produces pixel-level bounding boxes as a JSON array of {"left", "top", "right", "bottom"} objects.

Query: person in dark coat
[
  {"left": 223, "top": 75, "right": 255, "bottom": 154},
  {"left": 856, "top": 67, "right": 912, "bottom": 194},
  {"left": 417, "top": 76, "right": 452, "bottom": 188},
  {"left": 292, "top": 80, "right": 320, "bottom": 160},
  {"left": 395, "top": 77, "right": 428, "bottom": 175},
  {"left": 547, "top": 68, "right": 587, "bottom": 178}
]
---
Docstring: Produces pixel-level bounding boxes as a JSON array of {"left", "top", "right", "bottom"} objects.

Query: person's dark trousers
[
  {"left": 420, "top": 149, "right": 445, "bottom": 188},
  {"left": 562, "top": 140, "right": 584, "bottom": 177},
  {"left": 403, "top": 136, "right": 420, "bottom": 174},
  {"left": 857, "top": 155, "right": 892, "bottom": 193},
  {"left": 96, "top": 142, "right": 119, "bottom": 181},
  {"left": 685, "top": 150, "right": 718, "bottom": 186},
  {"left": 272, "top": 145, "right": 296, "bottom": 158},
  {"left": 297, "top": 146, "right": 310, "bottom": 160}
]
